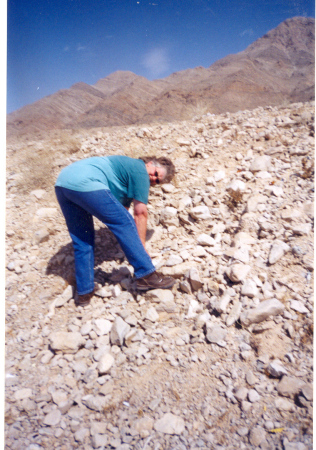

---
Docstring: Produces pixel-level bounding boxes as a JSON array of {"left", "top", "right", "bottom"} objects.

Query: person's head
[{"left": 140, "top": 156, "right": 175, "bottom": 186}]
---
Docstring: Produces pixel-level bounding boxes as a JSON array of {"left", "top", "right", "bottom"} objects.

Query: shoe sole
[{"left": 136, "top": 280, "right": 175, "bottom": 291}]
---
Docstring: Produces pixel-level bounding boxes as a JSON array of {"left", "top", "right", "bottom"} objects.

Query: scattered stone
[
  {"left": 275, "top": 397, "right": 295, "bottom": 412},
  {"left": 5, "top": 100, "right": 314, "bottom": 449},
  {"left": 240, "top": 299, "right": 285, "bottom": 327},
  {"left": 226, "top": 264, "right": 251, "bottom": 282},
  {"left": 48, "top": 332, "right": 86, "bottom": 354},
  {"left": 154, "top": 413, "right": 185, "bottom": 435},
  {"left": 249, "top": 427, "right": 266, "bottom": 446},
  {"left": 110, "top": 317, "right": 130, "bottom": 346},
  {"left": 277, "top": 377, "right": 306, "bottom": 398},
  {"left": 267, "top": 360, "right": 288, "bottom": 378},
  {"left": 14, "top": 388, "right": 33, "bottom": 401},
  {"left": 290, "top": 300, "right": 309, "bottom": 314},
  {"left": 269, "top": 240, "right": 290, "bottom": 264},
  {"left": 97, "top": 352, "right": 115, "bottom": 375},
  {"left": 190, "top": 205, "right": 212, "bottom": 220},
  {"left": 205, "top": 324, "right": 227, "bottom": 346},
  {"left": 248, "top": 389, "right": 261, "bottom": 403},
  {"left": 81, "top": 395, "right": 109, "bottom": 412},
  {"left": 43, "top": 409, "right": 62, "bottom": 426},
  {"left": 249, "top": 155, "right": 271, "bottom": 173}
]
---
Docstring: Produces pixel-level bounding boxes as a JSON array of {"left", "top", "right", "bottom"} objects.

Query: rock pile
[{"left": 6, "top": 101, "right": 314, "bottom": 449}]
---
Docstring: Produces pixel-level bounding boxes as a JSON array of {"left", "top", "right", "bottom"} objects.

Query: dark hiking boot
[
  {"left": 136, "top": 271, "right": 175, "bottom": 291},
  {"left": 75, "top": 291, "right": 94, "bottom": 307}
]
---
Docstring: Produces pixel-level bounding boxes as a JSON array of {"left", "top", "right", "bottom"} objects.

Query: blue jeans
[{"left": 55, "top": 187, "right": 155, "bottom": 295}]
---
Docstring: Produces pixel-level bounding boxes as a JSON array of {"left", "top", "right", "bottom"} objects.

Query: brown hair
[{"left": 139, "top": 156, "right": 175, "bottom": 183}]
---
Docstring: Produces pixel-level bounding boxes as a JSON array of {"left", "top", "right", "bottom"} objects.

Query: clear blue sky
[{"left": 7, "top": 0, "right": 315, "bottom": 113}]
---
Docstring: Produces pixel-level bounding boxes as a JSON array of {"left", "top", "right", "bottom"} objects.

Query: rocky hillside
[
  {"left": 7, "top": 17, "right": 315, "bottom": 138},
  {"left": 5, "top": 100, "right": 314, "bottom": 449}
]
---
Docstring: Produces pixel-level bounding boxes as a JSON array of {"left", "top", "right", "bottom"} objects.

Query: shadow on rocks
[{"left": 46, "top": 226, "right": 128, "bottom": 287}]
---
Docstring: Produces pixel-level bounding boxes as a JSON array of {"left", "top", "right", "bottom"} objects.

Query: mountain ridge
[{"left": 7, "top": 16, "right": 315, "bottom": 138}]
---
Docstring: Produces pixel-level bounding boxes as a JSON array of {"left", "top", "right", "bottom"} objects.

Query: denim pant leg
[
  {"left": 56, "top": 187, "right": 155, "bottom": 279},
  {"left": 55, "top": 187, "right": 95, "bottom": 295}
]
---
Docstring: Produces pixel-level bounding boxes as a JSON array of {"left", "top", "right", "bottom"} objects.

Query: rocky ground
[{"left": 5, "top": 101, "right": 314, "bottom": 449}]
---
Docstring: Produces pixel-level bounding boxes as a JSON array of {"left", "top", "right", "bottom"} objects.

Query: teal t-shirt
[{"left": 55, "top": 156, "right": 150, "bottom": 207}]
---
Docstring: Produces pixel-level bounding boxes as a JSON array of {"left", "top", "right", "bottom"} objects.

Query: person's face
[{"left": 146, "top": 162, "right": 167, "bottom": 186}]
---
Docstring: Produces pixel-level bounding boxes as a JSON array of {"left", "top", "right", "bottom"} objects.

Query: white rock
[
  {"left": 145, "top": 306, "right": 159, "bottom": 322},
  {"left": 256, "top": 171, "right": 272, "bottom": 179},
  {"left": 240, "top": 299, "right": 285, "bottom": 327},
  {"left": 213, "top": 171, "right": 225, "bottom": 181},
  {"left": 110, "top": 316, "right": 130, "bottom": 346},
  {"left": 165, "top": 254, "right": 183, "bottom": 266},
  {"left": 177, "top": 139, "right": 191, "bottom": 146},
  {"left": 161, "top": 183, "right": 175, "bottom": 193},
  {"left": 160, "top": 262, "right": 195, "bottom": 278},
  {"left": 241, "top": 279, "right": 258, "bottom": 298},
  {"left": 48, "top": 332, "right": 86, "bottom": 354},
  {"left": 81, "top": 395, "right": 109, "bottom": 412},
  {"left": 145, "top": 289, "right": 174, "bottom": 303},
  {"left": 190, "top": 205, "right": 212, "bottom": 220},
  {"left": 226, "top": 264, "right": 251, "bottom": 282},
  {"left": 160, "top": 207, "right": 179, "bottom": 226},
  {"left": 30, "top": 189, "right": 46, "bottom": 199},
  {"left": 233, "top": 246, "right": 250, "bottom": 264},
  {"left": 205, "top": 324, "right": 227, "bottom": 346},
  {"left": 269, "top": 240, "right": 290, "bottom": 264},
  {"left": 93, "top": 319, "right": 112, "bottom": 336},
  {"left": 91, "top": 434, "right": 108, "bottom": 448},
  {"left": 246, "top": 194, "right": 267, "bottom": 213},
  {"left": 187, "top": 267, "right": 203, "bottom": 291},
  {"left": 154, "top": 413, "right": 185, "bottom": 435},
  {"left": 197, "top": 233, "right": 216, "bottom": 246},
  {"left": 179, "top": 249, "right": 190, "bottom": 260},
  {"left": 249, "top": 427, "right": 266, "bottom": 447},
  {"left": 74, "top": 428, "right": 89, "bottom": 443},
  {"left": 14, "top": 388, "right": 32, "bottom": 401},
  {"left": 248, "top": 389, "right": 260, "bottom": 403},
  {"left": 226, "top": 301, "right": 242, "bottom": 327},
  {"left": 52, "top": 390, "right": 68, "bottom": 405},
  {"left": 249, "top": 155, "right": 271, "bottom": 173},
  {"left": 275, "top": 397, "right": 295, "bottom": 412},
  {"left": 35, "top": 207, "right": 58, "bottom": 218},
  {"left": 233, "top": 232, "right": 256, "bottom": 247},
  {"left": 216, "top": 292, "right": 231, "bottom": 314},
  {"left": 186, "top": 299, "right": 200, "bottom": 319},
  {"left": 226, "top": 179, "right": 246, "bottom": 193},
  {"left": 270, "top": 185, "right": 284, "bottom": 197},
  {"left": 94, "top": 287, "right": 112, "bottom": 298},
  {"left": 281, "top": 209, "right": 302, "bottom": 221},
  {"left": 178, "top": 195, "right": 192, "bottom": 210},
  {"left": 267, "top": 360, "right": 288, "bottom": 378},
  {"left": 290, "top": 300, "right": 309, "bottom": 314},
  {"left": 33, "top": 228, "right": 50, "bottom": 245},
  {"left": 55, "top": 285, "right": 74, "bottom": 307},
  {"left": 43, "top": 409, "right": 62, "bottom": 426},
  {"left": 192, "top": 245, "right": 207, "bottom": 257},
  {"left": 292, "top": 223, "right": 312, "bottom": 235},
  {"left": 133, "top": 417, "right": 154, "bottom": 435},
  {"left": 97, "top": 353, "right": 114, "bottom": 375},
  {"left": 80, "top": 322, "right": 92, "bottom": 336},
  {"left": 235, "top": 387, "right": 248, "bottom": 402},
  {"left": 111, "top": 285, "right": 121, "bottom": 298}
]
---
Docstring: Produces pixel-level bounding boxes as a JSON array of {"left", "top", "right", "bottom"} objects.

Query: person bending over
[{"left": 55, "top": 154, "right": 176, "bottom": 306}]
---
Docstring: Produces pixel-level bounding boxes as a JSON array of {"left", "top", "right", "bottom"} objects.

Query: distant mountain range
[{"left": 7, "top": 16, "right": 315, "bottom": 138}]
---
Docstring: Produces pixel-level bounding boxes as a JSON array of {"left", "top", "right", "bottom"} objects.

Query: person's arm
[{"left": 133, "top": 199, "right": 148, "bottom": 247}]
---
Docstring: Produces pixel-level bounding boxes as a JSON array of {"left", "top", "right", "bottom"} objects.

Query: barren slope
[{"left": 6, "top": 17, "right": 315, "bottom": 138}]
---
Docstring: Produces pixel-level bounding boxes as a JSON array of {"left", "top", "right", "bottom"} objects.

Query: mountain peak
[{"left": 7, "top": 17, "right": 315, "bottom": 138}]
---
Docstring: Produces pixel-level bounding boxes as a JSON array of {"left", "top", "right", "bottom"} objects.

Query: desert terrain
[{"left": 5, "top": 98, "right": 314, "bottom": 449}]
